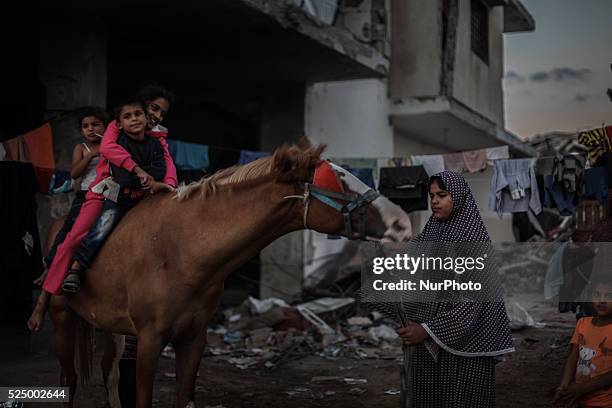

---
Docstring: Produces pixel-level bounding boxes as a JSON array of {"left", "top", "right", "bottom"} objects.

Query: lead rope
[{"left": 282, "top": 183, "right": 311, "bottom": 229}]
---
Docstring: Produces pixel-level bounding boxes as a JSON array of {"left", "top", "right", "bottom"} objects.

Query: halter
[{"left": 284, "top": 161, "right": 380, "bottom": 240}]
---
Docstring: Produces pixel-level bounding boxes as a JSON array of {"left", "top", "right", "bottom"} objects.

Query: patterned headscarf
[{"left": 414, "top": 171, "right": 489, "bottom": 242}]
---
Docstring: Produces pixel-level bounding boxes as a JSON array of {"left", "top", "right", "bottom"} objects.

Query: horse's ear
[{"left": 297, "top": 135, "right": 312, "bottom": 151}]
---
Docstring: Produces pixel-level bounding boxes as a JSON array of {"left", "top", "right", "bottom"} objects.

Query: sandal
[{"left": 62, "top": 269, "right": 82, "bottom": 293}]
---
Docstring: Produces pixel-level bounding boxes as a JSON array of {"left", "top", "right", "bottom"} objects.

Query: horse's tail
[{"left": 75, "top": 315, "right": 95, "bottom": 385}]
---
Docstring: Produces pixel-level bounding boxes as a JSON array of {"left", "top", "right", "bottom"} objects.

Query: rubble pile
[{"left": 176, "top": 296, "right": 403, "bottom": 371}]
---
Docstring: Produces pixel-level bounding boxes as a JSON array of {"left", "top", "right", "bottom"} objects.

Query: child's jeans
[{"left": 73, "top": 199, "right": 135, "bottom": 268}]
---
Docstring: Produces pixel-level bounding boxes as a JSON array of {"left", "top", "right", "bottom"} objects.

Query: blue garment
[
  {"left": 239, "top": 150, "right": 270, "bottom": 165},
  {"left": 167, "top": 139, "right": 209, "bottom": 171},
  {"left": 489, "top": 159, "right": 541, "bottom": 216},
  {"left": 584, "top": 166, "right": 608, "bottom": 204},
  {"left": 74, "top": 199, "right": 135, "bottom": 268},
  {"left": 48, "top": 170, "right": 72, "bottom": 195},
  {"left": 544, "top": 175, "right": 576, "bottom": 216},
  {"left": 346, "top": 168, "right": 375, "bottom": 189}
]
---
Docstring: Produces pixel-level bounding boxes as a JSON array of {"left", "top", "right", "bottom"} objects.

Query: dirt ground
[{"left": 0, "top": 294, "right": 575, "bottom": 408}]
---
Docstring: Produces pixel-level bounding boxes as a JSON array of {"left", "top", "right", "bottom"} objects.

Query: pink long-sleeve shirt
[{"left": 90, "top": 120, "right": 178, "bottom": 199}]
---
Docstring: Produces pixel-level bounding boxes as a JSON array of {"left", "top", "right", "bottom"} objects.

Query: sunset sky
[{"left": 503, "top": 0, "right": 612, "bottom": 139}]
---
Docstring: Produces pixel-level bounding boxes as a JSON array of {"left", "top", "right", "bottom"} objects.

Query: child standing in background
[{"left": 554, "top": 278, "right": 612, "bottom": 407}]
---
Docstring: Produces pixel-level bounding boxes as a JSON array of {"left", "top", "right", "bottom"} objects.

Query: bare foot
[{"left": 27, "top": 292, "right": 50, "bottom": 332}]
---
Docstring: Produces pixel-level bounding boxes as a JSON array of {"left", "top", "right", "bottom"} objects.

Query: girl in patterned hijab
[{"left": 397, "top": 171, "right": 514, "bottom": 408}]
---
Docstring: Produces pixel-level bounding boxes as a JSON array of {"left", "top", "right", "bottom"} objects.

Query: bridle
[{"left": 284, "top": 161, "right": 380, "bottom": 240}]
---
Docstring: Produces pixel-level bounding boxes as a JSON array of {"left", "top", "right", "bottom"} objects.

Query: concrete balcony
[{"left": 390, "top": 96, "right": 536, "bottom": 156}]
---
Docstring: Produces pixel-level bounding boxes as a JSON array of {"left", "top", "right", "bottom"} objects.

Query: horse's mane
[{"left": 174, "top": 141, "right": 326, "bottom": 201}]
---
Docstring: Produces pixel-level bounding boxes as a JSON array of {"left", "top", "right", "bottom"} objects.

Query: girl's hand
[{"left": 397, "top": 321, "right": 429, "bottom": 345}]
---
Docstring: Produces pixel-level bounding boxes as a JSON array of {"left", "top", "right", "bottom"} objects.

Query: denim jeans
[
  {"left": 73, "top": 199, "right": 134, "bottom": 269},
  {"left": 43, "top": 191, "right": 87, "bottom": 267}
]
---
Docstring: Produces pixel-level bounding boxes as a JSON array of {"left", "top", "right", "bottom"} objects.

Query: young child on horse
[
  {"left": 60, "top": 98, "right": 170, "bottom": 292},
  {"left": 28, "top": 86, "right": 177, "bottom": 331},
  {"left": 41, "top": 107, "right": 107, "bottom": 273}
]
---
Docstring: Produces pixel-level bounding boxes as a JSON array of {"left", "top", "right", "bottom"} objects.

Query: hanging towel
[
  {"left": 463, "top": 149, "right": 487, "bottom": 173},
  {"left": 489, "top": 159, "right": 541, "bottom": 217},
  {"left": 584, "top": 166, "right": 609, "bottom": 204},
  {"left": 411, "top": 155, "right": 445, "bottom": 177},
  {"left": 238, "top": 150, "right": 270, "bottom": 165},
  {"left": 485, "top": 146, "right": 509, "bottom": 161},
  {"left": 578, "top": 127, "right": 611, "bottom": 166},
  {"left": 443, "top": 152, "right": 466, "bottom": 173},
  {"left": 167, "top": 139, "right": 209, "bottom": 171},
  {"left": 7, "top": 123, "right": 57, "bottom": 193},
  {"left": 378, "top": 166, "right": 429, "bottom": 213}
]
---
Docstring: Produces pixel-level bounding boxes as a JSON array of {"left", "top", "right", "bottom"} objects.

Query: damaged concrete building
[{"left": 2, "top": 0, "right": 535, "bottom": 303}]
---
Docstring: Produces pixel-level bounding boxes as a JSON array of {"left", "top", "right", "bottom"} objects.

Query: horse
[{"left": 49, "top": 141, "right": 413, "bottom": 407}]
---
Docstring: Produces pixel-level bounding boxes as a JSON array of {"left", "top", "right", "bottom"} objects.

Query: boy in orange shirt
[{"left": 554, "top": 278, "right": 612, "bottom": 407}]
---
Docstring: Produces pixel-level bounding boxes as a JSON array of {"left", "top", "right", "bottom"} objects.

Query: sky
[{"left": 503, "top": 0, "right": 612, "bottom": 139}]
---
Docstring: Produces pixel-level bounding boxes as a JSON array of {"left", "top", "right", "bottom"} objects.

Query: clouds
[
  {"left": 531, "top": 67, "right": 592, "bottom": 82},
  {"left": 504, "top": 67, "right": 593, "bottom": 84}
]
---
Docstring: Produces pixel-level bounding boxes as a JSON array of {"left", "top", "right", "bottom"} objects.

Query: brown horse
[{"left": 50, "top": 142, "right": 413, "bottom": 407}]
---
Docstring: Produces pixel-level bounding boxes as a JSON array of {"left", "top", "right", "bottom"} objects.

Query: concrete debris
[
  {"left": 248, "top": 296, "right": 290, "bottom": 315},
  {"left": 367, "top": 325, "right": 399, "bottom": 343},
  {"left": 204, "top": 296, "right": 403, "bottom": 372}
]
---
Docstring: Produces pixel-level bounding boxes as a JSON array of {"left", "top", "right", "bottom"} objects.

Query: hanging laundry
[
  {"left": 48, "top": 170, "right": 73, "bottom": 195},
  {"left": 239, "top": 149, "right": 270, "bottom": 165},
  {"left": 489, "top": 159, "right": 541, "bottom": 217},
  {"left": 463, "top": 149, "right": 487, "bottom": 173},
  {"left": 2, "top": 135, "right": 29, "bottom": 162},
  {"left": 23, "top": 122, "right": 55, "bottom": 171},
  {"left": 411, "top": 155, "right": 444, "bottom": 177},
  {"left": 333, "top": 158, "right": 379, "bottom": 186},
  {"left": 544, "top": 175, "right": 576, "bottom": 216},
  {"left": 344, "top": 167, "right": 375, "bottom": 189},
  {"left": 552, "top": 154, "right": 586, "bottom": 195},
  {"left": 378, "top": 166, "right": 429, "bottom": 213},
  {"left": 443, "top": 152, "right": 466, "bottom": 173},
  {"left": 578, "top": 127, "right": 611, "bottom": 166},
  {"left": 167, "top": 139, "right": 209, "bottom": 171},
  {"left": 584, "top": 166, "right": 609, "bottom": 204},
  {"left": 390, "top": 157, "right": 411, "bottom": 168},
  {"left": 485, "top": 145, "right": 509, "bottom": 161}
]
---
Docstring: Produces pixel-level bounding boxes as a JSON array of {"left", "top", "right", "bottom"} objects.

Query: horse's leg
[
  {"left": 174, "top": 332, "right": 207, "bottom": 407},
  {"left": 101, "top": 332, "right": 123, "bottom": 408},
  {"left": 49, "top": 296, "right": 78, "bottom": 408},
  {"left": 135, "top": 330, "right": 163, "bottom": 408}
]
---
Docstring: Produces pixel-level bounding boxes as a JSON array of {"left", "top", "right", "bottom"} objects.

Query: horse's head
[{"left": 274, "top": 140, "right": 412, "bottom": 242}]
